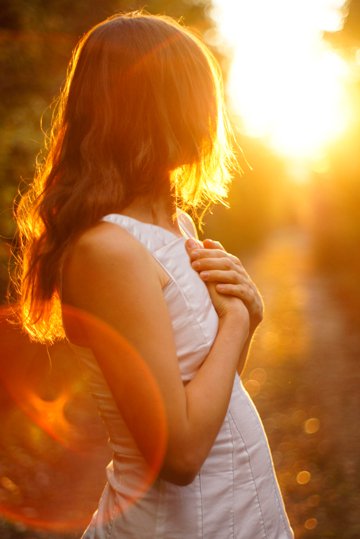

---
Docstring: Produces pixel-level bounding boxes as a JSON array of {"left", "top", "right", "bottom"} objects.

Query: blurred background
[{"left": 0, "top": 0, "right": 359, "bottom": 538}]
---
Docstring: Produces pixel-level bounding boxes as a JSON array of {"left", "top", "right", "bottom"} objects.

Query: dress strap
[{"left": 177, "top": 210, "right": 198, "bottom": 240}]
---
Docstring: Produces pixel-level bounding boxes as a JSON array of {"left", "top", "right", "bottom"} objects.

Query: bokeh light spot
[
  {"left": 0, "top": 477, "right": 18, "bottom": 493},
  {"left": 296, "top": 470, "right": 311, "bottom": 485},
  {"left": 304, "top": 417, "right": 320, "bottom": 434},
  {"left": 248, "top": 367, "right": 267, "bottom": 385},
  {"left": 244, "top": 379, "right": 261, "bottom": 397},
  {"left": 304, "top": 517, "right": 318, "bottom": 530}
]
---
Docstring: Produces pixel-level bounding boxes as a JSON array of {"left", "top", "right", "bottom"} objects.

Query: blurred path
[{"left": 243, "top": 227, "right": 360, "bottom": 539}]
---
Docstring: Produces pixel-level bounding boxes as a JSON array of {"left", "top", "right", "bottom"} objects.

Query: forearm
[
  {"left": 162, "top": 313, "right": 249, "bottom": 483},
  {"left": 237, "top": 327, "right": 256, "bottom": 376}
]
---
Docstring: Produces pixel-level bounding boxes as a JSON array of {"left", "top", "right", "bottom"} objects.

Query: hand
[
  {"left": 185, "top": 239, "right": 250, "bottom": 326},
  {"left": 186, "top": 238, "right": 264, "bottom": 331}
]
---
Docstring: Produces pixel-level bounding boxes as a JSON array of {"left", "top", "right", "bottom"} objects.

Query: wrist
[{"left": 219, "top": 310, "right": 250, "bottom": 336}]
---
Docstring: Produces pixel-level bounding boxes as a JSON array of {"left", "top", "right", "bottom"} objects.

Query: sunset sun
[{"left": 211, "top": 0, "right": 353, "bottom": 162}]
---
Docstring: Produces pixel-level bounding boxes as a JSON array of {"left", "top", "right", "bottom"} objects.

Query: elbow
[
  {"left": 163, "top": 470, "right": 198, "bottom": 487},
  {"left": 160, "top": 451, "right": 201, "bottom": 486}
]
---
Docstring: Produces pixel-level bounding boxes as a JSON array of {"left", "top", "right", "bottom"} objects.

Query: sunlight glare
[{"left": 210, "top": 0, "right": 352, "bottom": 160}]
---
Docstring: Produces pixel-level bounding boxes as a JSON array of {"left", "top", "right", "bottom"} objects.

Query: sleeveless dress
[{"left": 69, "top": 212, "right": 294, "bottom": 539}]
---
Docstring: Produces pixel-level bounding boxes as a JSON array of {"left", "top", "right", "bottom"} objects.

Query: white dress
[{"left": 70, "top": 212, "right": 294, "bottom": 539}]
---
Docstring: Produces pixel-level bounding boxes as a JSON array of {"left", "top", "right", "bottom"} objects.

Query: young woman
[{"left": 14, "top": 12, "right": 294, "bottom": 538}]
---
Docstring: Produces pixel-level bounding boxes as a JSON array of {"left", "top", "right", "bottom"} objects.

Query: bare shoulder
[
  {"left": 178, "top": 209, "right": 199, "bottom": 239},
  {"left": 67, "top": 221, "right": 148, "bottom": 265},
  {"left": 62, "top": 221, "right": 160, "bottom": 306}
]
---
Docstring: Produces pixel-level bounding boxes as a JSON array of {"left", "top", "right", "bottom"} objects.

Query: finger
[
  {"left": 192, "top": 257, "right": 249, "bottom": 282},
  {"left": 194, "top": 261, "right": 252, "bottom": 286},
  {"left": 216, "top": 281, "right": 252, "bottom": 294},
  {"left": 185, "top": 238, "right": 203, "bottom": 251},
  {"left": 216, "top": 284, "right": 264, "bottom": 319},
  {"left": 195, "top": 264, "right": 252, "bottom": 288},
  {"left": 215, "top": 283, "right": 255, "bottom": 305},
  {"left": 190, "top": 248, "right": 240, "bottom": 265},
  {"left": 199, "top": 269, "right": 241, "bottom": 284},
  {"left": 192, "top": 256, "right": 237, "bottom": 272},
  {"left": 216, "top": 283, "right": 245, "bottom": 294},
  {"left": 203, "top": 238, "right": 225, "bottom": 251},
  {"left": 189, "top": 248, "right": 227, "bottom": 261},
  {"left": 202, "top": 240, "right": 243, "bottom": 267}
]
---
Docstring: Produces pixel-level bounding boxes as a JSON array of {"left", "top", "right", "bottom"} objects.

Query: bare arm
[
  {"left": 236, "top": 329, "right": 256, "bottom": 375},
  {"left": 62, "top": 223, "right": 250, "bottom": 486}
]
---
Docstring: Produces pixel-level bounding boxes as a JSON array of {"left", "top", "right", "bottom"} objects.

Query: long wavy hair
[{"left": 13, "top": 11, "right": 237, "bottom": 344}]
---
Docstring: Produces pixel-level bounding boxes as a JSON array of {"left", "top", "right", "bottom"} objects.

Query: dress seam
[
  {"left": 198, "top": 473, "right": 204, "bottom": 538},
  {"left": 243, "top": 391, "right": 293, "bottom": 535},
  {"left": 228, "top": 410, "right": 268, "bottom": 539},
  {"left": 229, "top": 415, "right": 235, "bottom": 539}
]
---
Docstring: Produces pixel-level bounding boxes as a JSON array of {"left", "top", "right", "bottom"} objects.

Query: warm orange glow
[
  {"left": 22, "top": 389, "right": 75, "bottom": 448},
  {"left": 0, "top": 304, "right": 168, "bottom": 532},
  {"left": 296, "top": 470, "right": 311, "bottom": 485},
  {"left": 304, "top": 517, "right": 318, "bottom": 530},
  {"left": 0, "top": 505, "right": 90, "bottom": 534},
  {"left": 62, "top": 304, "right": 169, "bottom": 484},
  {"left": 304, "top": 417, "right": 320, "bottom": 434},
  {"left": 244, "top": 367, "right": 267, "bottom": 397},
  {"left": 210, "top": 0, "right": 354, "bottom": 166}
]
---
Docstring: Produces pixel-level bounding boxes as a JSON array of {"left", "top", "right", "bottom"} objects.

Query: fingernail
[
  {"left": 186, "top": 238, "right": 197, "bottom": 249},
  {"left": 200, "top": 271, "right": 209, "bottom": 279}
]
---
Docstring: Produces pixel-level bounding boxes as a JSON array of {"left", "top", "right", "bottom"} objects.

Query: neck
[{"left": 120, "top": 192, "right": 181, "bottom": 235}]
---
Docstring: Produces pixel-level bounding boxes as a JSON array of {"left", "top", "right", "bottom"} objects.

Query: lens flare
[
  {"left": 61, "top": 304, "right": 168, "bottom": 485},
  {"left": 210, "top": 0, "right": 353, "bottom": 162},
  {"left": 304, "top": 517, "right": 318, "bottom": 530},
  {"left": 296, "top": 470, "right": 311, "bottom": 485},
  {"left": 0, "top": 309, "right": 99, "bottom": 454},
  {"left": 0, "top": 305, "right": 168, "bottom": 532},
  {"left": 304, "top": 417, "right": 320, "bottom": 434}
]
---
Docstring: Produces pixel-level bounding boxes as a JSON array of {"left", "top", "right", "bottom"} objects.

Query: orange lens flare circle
[
  {"left": 0, "top": 304, "right": 168, "bottom": 533},
  {"left": 0, "top": 306, "right": 101, "bottom": 454},
  {"left": 62, "top": 303, "right": 169, "bottom": 492}
]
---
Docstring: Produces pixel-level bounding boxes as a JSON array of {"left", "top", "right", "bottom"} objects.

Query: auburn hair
[{"left": 13, "top": 11, "right": 237, "bottom": 343}]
